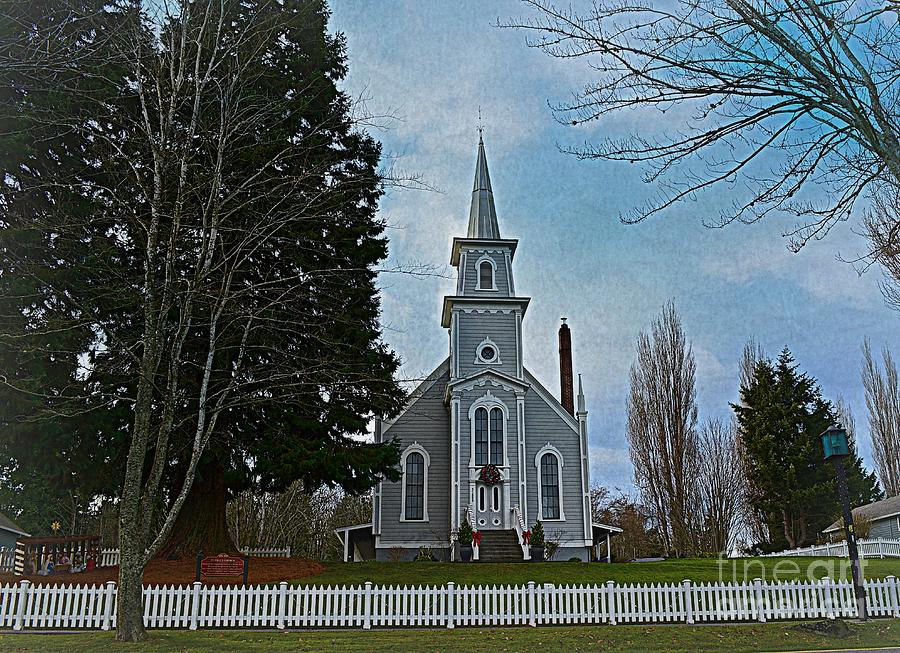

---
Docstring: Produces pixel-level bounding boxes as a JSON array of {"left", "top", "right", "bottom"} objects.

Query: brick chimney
[{"left": 558, "top": 318, "right": 574, "bottom": 416}]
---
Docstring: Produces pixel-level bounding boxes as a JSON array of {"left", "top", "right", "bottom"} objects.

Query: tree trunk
[
  {"left": 782, "top": 509, "right": 796, "bottom": 549},
  {"left": 157, "top": 456, "right": 237, "bottom": 559},
  {"left": 116, "top": 539, "right": 146, "bottom": 641}
]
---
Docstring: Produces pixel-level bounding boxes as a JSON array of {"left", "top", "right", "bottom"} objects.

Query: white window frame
[
  {"left": 535, "top": 443, "right": 566, "bottom": 521},
  {"left": 474, "top": 255, "right": 498, "bottom": 291},
  {"left": 474, "top": 337, "right": 502, "bottom": 366},
  {"left": 468, "top": 392, "right": 508, "bottom": 468},
  {"left": 400, "top": 442, "right": 430, "bottom": 522}
]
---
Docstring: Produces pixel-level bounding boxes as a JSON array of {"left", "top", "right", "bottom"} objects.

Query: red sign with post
[{"left": 196, "top": 553, "right": 249, "bottom": 585}]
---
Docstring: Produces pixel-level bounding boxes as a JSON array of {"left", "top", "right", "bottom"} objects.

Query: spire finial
[{"left": 477, "top": 106, "right": 484, "bottom": 138}]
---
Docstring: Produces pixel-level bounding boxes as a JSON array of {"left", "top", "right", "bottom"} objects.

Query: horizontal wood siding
[
  {"left": 456, "top": 310, "right": 519, "bottom": 378},
  {"left": 869, "top": 516, "right": 900, "bottom": 540},
  {"left": 379, "top": 365, "right": 451, "bottom": 547},
  {"left": 460, "top": 248, "right": 511, "bottom": 297},
  {"left": 523, "top": 373, "right": 586, "bottom": 551}
]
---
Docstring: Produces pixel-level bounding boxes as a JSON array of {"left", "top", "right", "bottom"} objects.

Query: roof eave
[
  {"left": 451, "top": 238, "right": 518, "bottom": 266},
  {"left": 441, "top": 296, "right": 530, "bottom": 328}
]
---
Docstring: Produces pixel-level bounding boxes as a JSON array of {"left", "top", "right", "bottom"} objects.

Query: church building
[{"left": 338, "top": 136, "right": 611, "bottom": 562}]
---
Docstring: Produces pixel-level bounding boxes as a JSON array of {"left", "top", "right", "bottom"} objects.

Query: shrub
[
  {"left": 414, "top": 545, "right": 436, "bottom": 562},
  {"left": 530, "top": 520, "right": 545, "bottom": 547},
  {"left": 458, "top": 520, "right": 474, "bottom": 546}
]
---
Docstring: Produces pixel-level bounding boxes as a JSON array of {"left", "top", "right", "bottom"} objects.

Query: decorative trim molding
[
  {"left": 474, "top": 254, "right": 498, "bottom": 291},
  {"left": 474, "top": 337, "right": 502, "bottom": 366}
]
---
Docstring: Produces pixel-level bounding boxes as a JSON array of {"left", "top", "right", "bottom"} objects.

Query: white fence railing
[
  {"left": 1, "top": 576, "right": 898, "bottom": 631},
  {"left": 239, "top": 547, "right": 291, "bottom": 558},
  {"left": 765, "top": 538, "right": 900, "bottom": 559},
  {"left": 87, "top": 546, "right": 291, "bottom": 568},
  {"left": 0, "top": 547, "right": 14, "bottom": 573}
]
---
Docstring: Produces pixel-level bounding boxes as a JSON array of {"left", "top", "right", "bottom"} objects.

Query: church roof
[{"left": 467, "top": 135, "right": 500, "bottom": 239}]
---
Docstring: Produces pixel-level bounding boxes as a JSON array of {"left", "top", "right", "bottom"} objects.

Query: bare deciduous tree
[
  {"left": 504, "top": 0, "right": 900, "bottom": 255},
  {"left": 627, "top": 302, "right": 700, "bottom": 557},
  {"left": 697, "top": 418, "right": 744, "bottom": 554},
  {"left": 862, "top": 339, "right": 900, "bottom": 496},
  {"left": 228, "top": 483, "right": 370, "bottom": 561}
]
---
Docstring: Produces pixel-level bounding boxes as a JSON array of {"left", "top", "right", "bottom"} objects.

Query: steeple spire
[{"left": 467, "top": 135, "right": 500, "bottom": 239}]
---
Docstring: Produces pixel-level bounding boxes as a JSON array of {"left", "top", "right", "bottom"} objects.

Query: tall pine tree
[
  {"left": 734, "top": 349, "right": 880, "bottom": 550},
  {"left": 0, "top": 0, "right": 406, "bottom": 619}
]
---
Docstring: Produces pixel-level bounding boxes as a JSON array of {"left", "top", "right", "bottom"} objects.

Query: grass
[
  {"left": 293, "top": 557, "right": 900, "bottom": 587},
  {"left": 2, "top": 621, "right": 899, "bottom": 652}
]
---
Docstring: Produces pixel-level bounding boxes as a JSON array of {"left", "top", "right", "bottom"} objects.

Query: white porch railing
[
  {"left": 0, "top": 547, "right": 15, "bottom": 573},
  {"left": 2, "top": 575, "right": 899, "bottom": 631},
  {"left": 465, "top": 505, "right": 479, "bottom": 561},
  {"left": 240, "top": 547, "right": 291, "bottom": 558},
  {"left": 512, "top": 505, "right": 531, "bottom": 561},
  {"left": 764, "top": 538, "right": 900, "bottom": 559}
]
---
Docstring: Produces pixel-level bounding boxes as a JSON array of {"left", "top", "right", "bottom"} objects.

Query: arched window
[
  {"left": 540, "top": 453, "right": 560, "bottom": 520},
  {"left": 479, "top": 261, "right": 494, "bottom": 289},
  {"left": 472, "top": 400, "right": 506, "bottom": 467},
  {"left": 400, "top": 443, "right": 429, "bottom": 521},
  {"left": 489, "top": 408, "right": 503, "bottom": 465},
  {"left": 474, "top": 255, "right": 497, "bottom": 291},
  {"left": 474, "top": 407, "right": 489, "bottom": 466},
  {"left": 535, "top": 444, "right": 565, "bottom": 521},
  {"left": 405, "top": 452, "right": 424, "bottom": 520}
]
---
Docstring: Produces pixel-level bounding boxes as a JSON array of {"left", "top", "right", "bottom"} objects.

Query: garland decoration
[{"left": 479, "top": 463, "right": 502, "bottom": 484}]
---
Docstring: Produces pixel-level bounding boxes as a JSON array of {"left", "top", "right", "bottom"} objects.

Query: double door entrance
[{"left": 475, "top": 482, "right": 504, "bottom": 529}]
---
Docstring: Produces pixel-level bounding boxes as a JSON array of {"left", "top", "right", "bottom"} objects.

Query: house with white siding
[
  {"left": 823, "top": 494, "right": 900, "bottom": 542},
  {"left": 339, "top": 136, "right": 610, "bottom": 562}
]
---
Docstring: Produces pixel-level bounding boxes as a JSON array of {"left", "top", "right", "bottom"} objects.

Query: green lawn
[
  {"left": 295, "top": 557, "right": 900, "bottom": 587},
  {"left": 2, "top": 621, "right": 899, "bottom": 652}
]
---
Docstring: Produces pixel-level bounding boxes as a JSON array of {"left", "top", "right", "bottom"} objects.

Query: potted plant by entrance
[
  {"left": 530, "top": 520, "right": 545, "bottom": 562},
  {"left": 458, "top": 520, "right": 474, "bottom": 562}
]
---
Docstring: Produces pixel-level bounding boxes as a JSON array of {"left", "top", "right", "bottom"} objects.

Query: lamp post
[{"left": 821, "top": 424, "right": 867, "bottom": 620}]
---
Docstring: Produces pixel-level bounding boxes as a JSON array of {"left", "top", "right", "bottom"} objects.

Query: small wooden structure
[{"left": 14, "top": 535, "right": 101, "bottom": 576}]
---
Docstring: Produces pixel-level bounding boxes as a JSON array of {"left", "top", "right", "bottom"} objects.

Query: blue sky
[{"left": 330, "top": 0, "right": 898, "bottom": 491}]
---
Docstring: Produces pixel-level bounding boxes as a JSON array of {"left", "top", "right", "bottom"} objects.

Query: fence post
[
  {"left": 101, "top": 581, "right": 116, "bottom": 631},
  {"left": 363, "top": 581, "right": 372, "bottom": 630},
  {"left": 13, "top": 580, "right": 30, "bottom": 631},
  {"left": 682, "top": 579, "right": 694, "bottom": 624},
  {"left": 286, "top": 546, "right": 291, "bottom": 558},
  {"left": 753, "top": 577, "right": 766, "bottom": 623},
  {"left": 446, "top": 582, "right": 456, "bottom": 629},
  {"left": 277, "top": 581, "right": 288, "bottom": 630},
  {"left": 887, "top": 576, "right": 900, "bottom": 619},
  {"left": 527, "top": 581, "right": 536, "bottom": 627},
  {"left": 189, "top": 581, "right": 202, "bottom": 631},
  {"left": 822, "top": 576, "right": 835, "bottom": 620},
  {"left": 606, "top": 580, "right": 617, "bottom": 625},
  {"left": 879, "top": 540, "right": 886, "bottom": 559}
]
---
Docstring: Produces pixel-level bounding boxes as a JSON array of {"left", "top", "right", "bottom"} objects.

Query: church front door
[{"left": 475, "top": 482, "right": 504, "bottom": 529}]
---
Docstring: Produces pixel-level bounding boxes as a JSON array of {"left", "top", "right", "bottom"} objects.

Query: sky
[{"left": 329, "top": 0, "right": 899, "bottom": 492}]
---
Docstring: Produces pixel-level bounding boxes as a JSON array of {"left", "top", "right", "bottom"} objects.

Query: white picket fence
[
  {"left": 89, "top": 546, "right": 291, "bottom": 568},
  {"left": 765, "top": 538, "right": 900, "bottom": 559},
  {"left": 1, "top": 576, "right": 898, "bottom": 631}
]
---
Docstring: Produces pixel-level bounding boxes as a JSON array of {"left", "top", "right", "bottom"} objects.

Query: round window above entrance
[{"left": 475, "top": 338, "right": 501, "bottom": 365}]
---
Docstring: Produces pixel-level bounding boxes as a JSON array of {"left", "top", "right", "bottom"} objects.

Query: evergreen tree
[
  {"left": 733, "top": 349, "right": 880, "bottom": 550},
  {"left": 1, "top": 2, "right": 406, "bottom": 633}
]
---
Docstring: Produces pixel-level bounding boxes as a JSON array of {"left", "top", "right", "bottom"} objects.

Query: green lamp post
[{"left": 821, "top": 424, "right": 867, "bottom": 620}]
